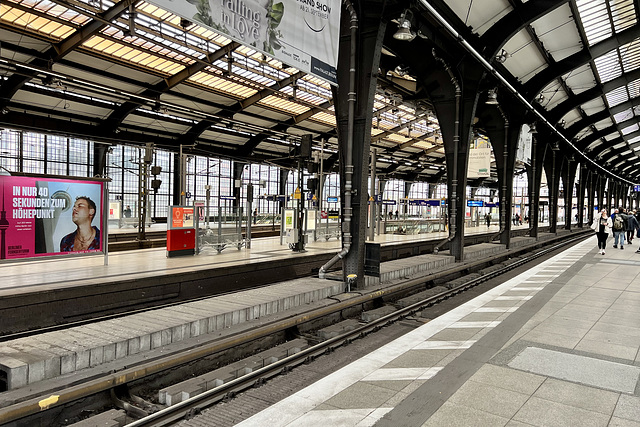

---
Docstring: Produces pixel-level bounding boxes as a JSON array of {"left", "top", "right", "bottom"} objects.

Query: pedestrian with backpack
[{"left": 612, "top": 208, "right": 627, "bottom": 249}]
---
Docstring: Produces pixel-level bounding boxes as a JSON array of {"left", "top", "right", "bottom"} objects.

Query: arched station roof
[{"left": 0, "top": 0, "right": 638, "bottom": 184}]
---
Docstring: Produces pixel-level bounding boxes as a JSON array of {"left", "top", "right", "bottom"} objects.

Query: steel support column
[{"left": 333, "top": 0, "right": 387, "bottom": 284}]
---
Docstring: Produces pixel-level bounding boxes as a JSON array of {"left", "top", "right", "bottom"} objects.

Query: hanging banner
[
  {"left": 467, "top": 148, "right": 491, "bottom": 178},
  {"left": 0, "top": 176, "right": 104, "bottom": 260},
  {"left": 516, "top": 124, "right": 533, "bottom": 165},
  {"left": 148, "top": 0, "right": 341, "bottom": 84}
]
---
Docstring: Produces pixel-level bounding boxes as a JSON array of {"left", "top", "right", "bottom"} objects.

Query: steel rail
[
  {"left": 127, "top": 232, "right": 591, "bottom": 426},
  {"left": 0, "top": 230, "right": 592, "bottom": 425}
]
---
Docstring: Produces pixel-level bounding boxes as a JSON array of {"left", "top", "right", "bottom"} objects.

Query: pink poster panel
[{"left": 0, "top": 176, "right": 104, "bottom": 260}]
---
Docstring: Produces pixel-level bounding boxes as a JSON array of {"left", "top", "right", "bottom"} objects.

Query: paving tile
[
  {"left": 322, "top": 381, "right": 398, "bottom": 409},
  {"left": 582, "top": 329, "right": 640, "bottom": 347},
  {"left": 593, "top": 322, "right": 640, "bottom": 338},
  {"left": 427, "top": 329, "right": 481, "bottom": 341},
  {"left": 575, "top": 338, "right": 638, "bottom": 361},
  {"left": 448, "top": 379, "right": 530, "bottom": 419},
  {"left": 470, "top": 364, "right": 545, "bottom": 395},
  {"left": 381, "top": 350, "right": 451, "bottom": 369},
  {"left": 527, "top": 326, "right": 587, "bottom": 344},
  {"left": 614, "top": 394, "right": 640, "bottom": 423},
  {"left": 610, "top": 417, "right": 640, "bottom": 427},
  {"left": 360, "top": 379, "right": 413, "bottom": 392},
  {"left": 421, "top": 401, "right": 509, "bottom": 427},
  {"left": 287, "top": 408, "right": 374, "bottom": 427},
  {"left": 513, "top": 396, "right": 610, "bottom": 427},
  {"left": 508, "top": 347, "right": 640, "bottom": 393},
  {"left": 532, "top": 378, "right": 619, "bottom": 415}
]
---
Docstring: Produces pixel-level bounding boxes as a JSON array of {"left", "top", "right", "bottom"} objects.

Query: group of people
[{"left": 592, "top": 207, "right": 640, "bottom": 255}]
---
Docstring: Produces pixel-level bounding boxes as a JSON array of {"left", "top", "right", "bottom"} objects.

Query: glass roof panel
[
  {"left": 605, "top": 85, "right": 629, "bottom": 107},
  {"left": 259, "top": 96, "right": 309, "bottom": 115},
  {"left": 611, "top": 0, "right": 637, "bottom": 33},
  {"left": 593, "top": 117, "right": 614, "bottom": 130},
  {"left": 576, "top": 0, "right": 612, "bottom": 45},
  {"left": 563, "top": 64, "right": 597, "bottom": 94},
  {"left": 614, "top": 108, "right": 634, "bottom": 123},
  {"left": 604, "top": 131, "right": 621, "bottom": 141},
  {"left": 619, "top": 39, "right": 640, "bottom": 74},
  {"left": 594, "top": 49, "right": 623, "bottom": 83},
  {"left": 310, "top": 112, "right": 336, "bottom": 126},
  {"left": 628, "top": 135, "right": 640, "bottom": 144},
  {"left": 621, "top": 123, "right": 639, "bottom": 134}
]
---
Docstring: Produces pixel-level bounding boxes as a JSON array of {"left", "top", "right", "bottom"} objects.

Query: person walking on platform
[
  {"left": 592, "top": 209, "right": 612, "bottom": 255},
  {"left": 612, "top": 208, "right": 627, "bottom": 249},
  {"left": 628, "top": 210, "right": 639, "bottom": 246},
  {"left": 485, "top": 213, "right": 491, "bottom": 228}
]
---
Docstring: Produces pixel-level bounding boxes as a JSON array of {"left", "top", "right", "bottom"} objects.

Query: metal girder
[
  {"left": 480, "top": 0, "right": 569, "bottom": 58},
  {"left": 0, "top": 0, "right": 133, "bottom": 105},
  {"left": 236, "top": 71, "right": 306, "bottom": 112},
  {"left": 235, "top": 100, "right": 333, "bottom": 158},
  {"left": 549, "top": 68, "right": 640, "bottom": 123},
  {"left": 523, "top": 24, "right": 640, "bottom": 98},
  {"left": 55, "top": 0, "right": 137, "bottom": 60},
  {"left": 163, "top": 42, "right": 241, "bottom": 90},
  {"left": 565, "top": 97, "right": 640, "bottom": 149}
]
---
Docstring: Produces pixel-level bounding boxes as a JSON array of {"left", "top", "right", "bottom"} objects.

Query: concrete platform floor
[{"left": 228, "top": 236, "right": 640, "bottom": 427}]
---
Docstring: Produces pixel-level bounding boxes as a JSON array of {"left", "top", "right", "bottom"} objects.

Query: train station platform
[
  {"left": 0, "top": 225, "right": 582, "bottom": 394},
  {"left": 0, "top": 222, "right": 544, "bottom": 334},
  {"left": 235, "top": 236, "right": 640, "bottom": 427}
]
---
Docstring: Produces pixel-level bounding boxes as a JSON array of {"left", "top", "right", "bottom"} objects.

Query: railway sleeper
[
  {"left": 158, "top": 338, "right": 309, "bottom": 407},
  {"left": 66, "top": 408, "right": 127, "bottom": 427}
]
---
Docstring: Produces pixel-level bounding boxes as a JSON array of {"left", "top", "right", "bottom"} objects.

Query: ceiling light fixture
[
  {"left": 393, "top": 10, "right": 416, "bottom": 41},
  {"left": 495, "top": 49, "right": 510, "bottom": 64},
  {"left": 394, "top": 65, "right": 408, "bottom": 76},
  {"left": 486, "top": 88, "right": 499, "bottom": 105}
]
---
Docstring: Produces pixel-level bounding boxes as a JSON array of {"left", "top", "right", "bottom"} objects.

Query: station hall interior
[{"left": 3, "top": 0, "right": 640, "bottom": 425}]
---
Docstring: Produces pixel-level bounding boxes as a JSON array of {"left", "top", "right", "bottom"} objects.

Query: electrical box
[
  {"left": 167, "top": 228, "right": 195, "bottom": 257},
  {"left": 286, "top": 229, "right": 308, "bottom": 244}
]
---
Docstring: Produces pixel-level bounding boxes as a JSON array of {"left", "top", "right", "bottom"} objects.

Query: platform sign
[
  {"left": 382, "top": 200, "right": 396, "bottom": 205},
  {"left": 109, "top": 201, "right": 121, "bottom": 220},
  {"left": 0, "top": 175, "right": 104, "bottom": 260},
  {"left": 169, "top": 205, "right": 195, "bottom": 229},
  {"left": 485, "top": 202, "right": 499, "bottom": 207},
  {"left": 328, "top": 209, "right": 339, "bottom": 219},
  {"left": 634, "top": 185, "right": 640, "bottom": 192},
  {"left": 327, "top": 196, "right": 338, "bottom": 203},
  {"left": 147, "top": 0, "right": 341, "bottom": 85},
  {"left": 467, "top": 200, "right": 484, "bottom": 207}
]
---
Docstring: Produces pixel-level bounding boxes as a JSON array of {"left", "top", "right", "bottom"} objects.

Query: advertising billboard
[
  {"left": 170, "top": 206, "right": 195, "bottom": 229},
  {"left": 0, "top": 176, "right": 104, "bottom": 260},
  {"left": 148, "top": 0, "right": 341, "bottom": 84}
]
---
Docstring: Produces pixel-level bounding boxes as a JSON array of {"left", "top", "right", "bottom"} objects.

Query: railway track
[{"left": 0, "top": 231, "right": 592, "bottom": 426}]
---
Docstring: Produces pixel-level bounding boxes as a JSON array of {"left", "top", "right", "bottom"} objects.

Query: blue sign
[
  {"left": 485, "top": 202, "right": 499, "bottom": 207},
  {"left": 327, "top": 197, "right": 338, "bottom": 203},
  {"left": 375, "top": 194, "right": 382, "bottom": 202},
  {"left": 220, "top": 196, "right": 235, "bottom": 201},
  {"left": 467, "top": 200, "right": 484, "bottom": 207},
  {"left": 307, "top": 192, "right": 314, "bottom": 200},
  {"left": 440, "top": 199, "right": 446, "bottom": 206},
  {"left": 185, "top": 191, "right": 192, "bottom": 199},
  {"left": 382, "top": 200, "right": 396, "bottom": 205},
  {"left": 635, "top": 185, "right": 640, "bottom": 192}
]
